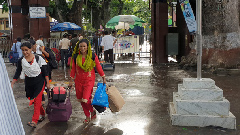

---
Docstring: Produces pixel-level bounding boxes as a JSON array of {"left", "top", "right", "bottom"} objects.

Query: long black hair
[
  {"left": 79, "top": 39, "right": 89, "bottom": 46},
  {"left": 20, "top": 41, "right": 32, "bottom": 49},
  {"left": 28, "top": 39, "right": 36, "bottom": 46}
]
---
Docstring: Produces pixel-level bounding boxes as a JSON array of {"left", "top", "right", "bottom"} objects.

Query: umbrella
[
  {"left": 115, "top": 22, "right": 130, "bottom": 30},
  {"left": 106, "top": 15, "right": 145, "bottom": 30},
  {"left": 51, "top": 22, "right": 81, "bottom": 31}
]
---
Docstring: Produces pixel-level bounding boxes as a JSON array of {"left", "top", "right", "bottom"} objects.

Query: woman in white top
[{"left": 11, "top": 42, "right": 50, "bottom": 128}]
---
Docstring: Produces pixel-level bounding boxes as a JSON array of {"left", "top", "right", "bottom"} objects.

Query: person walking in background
[
  {"left": 68, "top": 34, "right": 72, "bottom": 40},
  {"left": 11, "top": 42, "right": 50, "bottom": 128},
  {"left": 0, "top": 53, "right": 25, "bottom": 135},
  {"left": 30, "top": 37, "right": 42, "bottom": 55},
  {"left": 70, "top": 34, "right": 79, "bottom": 54},
  {"left": 69, "top": 39, "right": 106, "bottom": 123},
  {"left": 36, "top": 35, "right": 44, "bottom": 47},
  {"left": 101, "top": 31, "right": 117, "bottom": 64},
  {"left": 11, "top": 37, "right": 22, "bottom": 59},
  {"left": 78, "top": 33, "right": 83, "bottom": 41},
  {"left": 93, "top": 31, "right": 99, "bottom": 55},
  {"left": 59, "top": 34, "right": 70, "bottom": 67}
]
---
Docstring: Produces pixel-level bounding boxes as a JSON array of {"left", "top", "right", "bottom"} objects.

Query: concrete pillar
[
  {"left": 29, "top": 0, "right": 50, "bottom": 40},
  {"left": 151, "top": 0, "right": 168, "bottom": 63},
  {"left": 10, "top": 0, "right": 28, "bottom": 41},
  {"left": 170, "top": 78, "right": 236, "bottom": 129},
  {"left": 9, "top": 0, "right": 50, "bottom": 42}
]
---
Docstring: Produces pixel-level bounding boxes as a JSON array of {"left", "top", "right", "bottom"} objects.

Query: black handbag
[{"left": 93, "top": 105, "right": 106, "bottom": 113}]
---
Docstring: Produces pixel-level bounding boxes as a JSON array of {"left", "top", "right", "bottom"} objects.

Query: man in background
[
  {"left": 59, "top": 34, "right": 70, "bottom": 67},
  {"left": 93, "top": 31, "right": 99, "bottom": 55},
  {"left": 36, "top": 35, "right": 44, "bottom": 47},
  {"left": 11, "top": 37, "right": 22, "bottom": 59},
  {"left": 70, "top": 34, "right": 79, "bottom": 52},
  {"left": 101, "top": 31, "right": 117, "bottom": 64}
]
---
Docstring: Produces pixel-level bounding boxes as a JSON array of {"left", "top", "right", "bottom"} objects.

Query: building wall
[
  {"left": 9, "top": 0, "right": 50, "bottom": 42},
  {"left": 0, "top": 9, "right": 10, "bottom": 31},
  {"left": 151, "top": 0, "right": 168, "bottom": 64}
]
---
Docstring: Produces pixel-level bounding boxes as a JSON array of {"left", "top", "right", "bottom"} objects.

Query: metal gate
[{"left": 0, "top": 39, "right": 12, "bottom": 63}]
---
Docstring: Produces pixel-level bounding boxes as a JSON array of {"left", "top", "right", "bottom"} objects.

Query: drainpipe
[{"left": 196, "top": 0, "right": 202, "bottom": 80}]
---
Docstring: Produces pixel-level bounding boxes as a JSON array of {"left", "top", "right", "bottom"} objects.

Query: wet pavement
[
  {"left": 5, "top": 42, "right": 240, "bottom": 135},
  {"left": 6, "top": 59, "right": 240, "bottom": 135}
]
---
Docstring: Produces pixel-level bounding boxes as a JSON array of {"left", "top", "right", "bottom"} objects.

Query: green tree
[
  {"left": 49, "top": 0, "right": 84, "bottom": 29},
  {"left": 0, "top": 0, "right": 8, "bottom": 13}
]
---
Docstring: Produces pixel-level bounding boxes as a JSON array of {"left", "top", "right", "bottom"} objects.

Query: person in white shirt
[
  {"left": 36, "top": 35, "right": 44, "bottom": 47},
  {"left": 59, "top": 34, "right": 70, "bottom": 67},
  {"left": 100, "top": 31, "right": 117, "bottom": 64}
]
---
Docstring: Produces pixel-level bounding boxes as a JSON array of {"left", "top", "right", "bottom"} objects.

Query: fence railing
[
  {"left": 0, "top": 40, "right": 12, "bottom": 63},
  {"left": 48, "top": 38, "right": 61, "bottom": 49}
]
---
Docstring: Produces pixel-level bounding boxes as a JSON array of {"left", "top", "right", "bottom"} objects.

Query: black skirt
[{"left": 25, "top": 74, "right": 45, "bottom": 100}]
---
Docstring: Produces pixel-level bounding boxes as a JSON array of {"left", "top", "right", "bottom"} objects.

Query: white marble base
[
  {"left": 169, "top": 102, "right": 236, "bottom": 129},
  {"left": 173, "top": 92, "right": 229, "bottom": 116},
  {"left": 178, "top": 84, "right": 223, "bottom": 101},
  {"left": 183, "top": 78, "right": 215, "bottom": 89}
]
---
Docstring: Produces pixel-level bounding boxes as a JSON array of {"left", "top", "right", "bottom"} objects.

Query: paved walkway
[{"left": 6, "top": 56, "right": 240, "bottom": 135}]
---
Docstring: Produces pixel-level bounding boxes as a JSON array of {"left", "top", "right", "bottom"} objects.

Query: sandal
[
  {"left": 27, "top": 122, "right": 37, "bottom": 128},
  {"left": 91, "top": 111, "right": 97, "bottom": 120},
  {"left": 38, "top": 116, "right": 45, "bottom": 122},
  {"left": 83, "top": 118, "right": 91, "bottom": 124}
]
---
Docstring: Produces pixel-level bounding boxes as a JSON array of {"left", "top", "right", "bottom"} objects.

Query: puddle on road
[
  {"left": 132, "top": 71, "right": 152, "bottom": 76},
  {"left": 111, "top": 74, "right": 128, "bottom": 80},
  {"left": 123, "top": 89, "right": 144, "bottom": 96},
  {"left": 115, "top": 119, "right": 148, "bottom": 135}
]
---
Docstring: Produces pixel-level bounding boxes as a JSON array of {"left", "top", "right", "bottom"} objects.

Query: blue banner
[{"left": 179, "top": 0, "right": 197, "bottom": 35}]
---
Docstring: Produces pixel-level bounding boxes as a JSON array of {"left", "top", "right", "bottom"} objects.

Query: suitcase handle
[{"left": 47, "top": 87, "right": 71, "bottom": 100}]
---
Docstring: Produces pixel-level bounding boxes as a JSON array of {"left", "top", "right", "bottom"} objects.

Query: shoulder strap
[
  {"left": 35, "top": 54, "right": 39, "bottom": 63},
  {"left": 92, "top": 52, "right": 95, "bottom": 61},
  {"left": 14, "top": 43, "right": 17, "bottom": 52},
  {"left": 74, "top": 54, "right": 78, "bottom": 63}
]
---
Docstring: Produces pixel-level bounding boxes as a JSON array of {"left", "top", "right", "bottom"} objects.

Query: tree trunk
[
  {"left": 101, "top": 0, "right": 111, "bottom": 29},
  {"left": 92, "top": 7, "right": 102, "bottom": 30},
  {"left": 202, "top": 0, "right": 239, "bottom": 50},
  {"left": 200, "top": 0, "right": 240, "bottom": 67},
  {"left": 91, "top": 0, "right": 111, "bottom": 30},
  {"left": 70, "top": 0, "right": 83, "bottom": 28},
  {"left": 118, "top": 0, "right": 124, "bottom": 15},
  {"left": 54, "top": 0, "right": 68, "bottom": 23}
]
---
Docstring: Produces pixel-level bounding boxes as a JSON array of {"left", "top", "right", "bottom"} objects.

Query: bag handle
[
  {"left": 58, "top": 87, "right": 60, "bottom": 102},
  {"left": 47, "top": 88, "right": 52, "bottom": 99},
  {"left": 105, "top": 84, "right": 112, "bottom": 89},
  {"left": 14, "top": 43, "right": 17, "bottom": 53},
  {"left": 66, "top": 87, "right": 71, "bottom": 97}
]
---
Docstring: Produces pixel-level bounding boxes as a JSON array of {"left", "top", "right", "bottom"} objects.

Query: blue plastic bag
[{"left": 92, "top": 83, "right": 109, "bottom": 107}]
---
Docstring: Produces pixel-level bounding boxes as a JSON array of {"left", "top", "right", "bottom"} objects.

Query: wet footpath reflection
[{"left": 7, "top": 58, "right": 240, "bottom": 135}]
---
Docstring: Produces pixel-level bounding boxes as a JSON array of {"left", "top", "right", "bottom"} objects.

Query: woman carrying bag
[
  {"left": 68, "top": 39, "right": 106, "bottom": 123},
  {"left": 11, "top": 42, "right": 50, "bottom": 128}
]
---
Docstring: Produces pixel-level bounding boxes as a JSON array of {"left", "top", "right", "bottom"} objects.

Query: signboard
[
  {"left": 179, "top": 0, "right": 197, "bottom": 34},
  {"left": 29, "top": 7, "right": 46, "bottom": 18},
  {"left": 114, "top": 35, "right": 139, "bottom": 54}
]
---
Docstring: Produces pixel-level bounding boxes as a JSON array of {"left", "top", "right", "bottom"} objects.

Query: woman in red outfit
[{"left": 69, "top": 39, "right": 106, "bottom": 123}]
